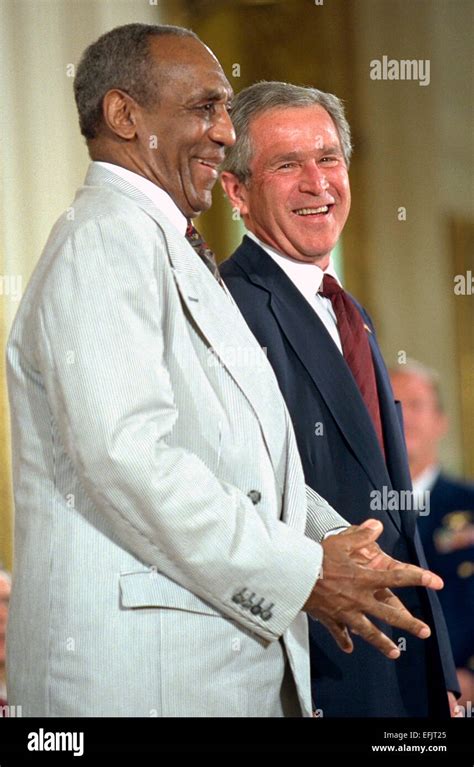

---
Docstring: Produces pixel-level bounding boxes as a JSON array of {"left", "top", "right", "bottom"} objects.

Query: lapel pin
[{"left": 364, "top": 323, "right": 372, "bottom": 334}]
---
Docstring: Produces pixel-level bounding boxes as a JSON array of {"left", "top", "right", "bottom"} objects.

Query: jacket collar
[{"left": 230, "top": 236, "right": 405, "bottom": 534}]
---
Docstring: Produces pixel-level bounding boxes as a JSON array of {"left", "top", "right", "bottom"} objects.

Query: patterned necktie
[
  {"left": 320, "top": 273, "right": 385, "bottom": 455},
  {"left": 185, "top": 221, "right": 222, "bottom": 283}
]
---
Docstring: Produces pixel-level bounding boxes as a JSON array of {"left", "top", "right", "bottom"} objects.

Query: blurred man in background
[{"left": 391, "top": 361, "right": 474, "bottom": 707}]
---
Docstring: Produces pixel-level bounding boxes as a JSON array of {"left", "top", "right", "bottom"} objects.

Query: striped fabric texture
[{"left": 6, "top": 165, "right": 347, "bottom": 717}]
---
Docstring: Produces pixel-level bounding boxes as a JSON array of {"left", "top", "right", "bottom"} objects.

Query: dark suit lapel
[
  {"left": 232, "top": 237, "right": 404, "bottom": 534},
  {"left": 367, "top": 333, "right": 417, "bottom": 537}
]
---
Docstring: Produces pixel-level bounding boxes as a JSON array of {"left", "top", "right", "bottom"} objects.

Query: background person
[{"left": 390, "top": 360, "right": 474, "bottom": 707}]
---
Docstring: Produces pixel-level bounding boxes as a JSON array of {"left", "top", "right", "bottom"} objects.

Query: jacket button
[
  {"left": 232, "top": 592, "right": 245, "bottom": 604},
  {"left": 247, "top": 490, "right": 261, "bottom": 505}
]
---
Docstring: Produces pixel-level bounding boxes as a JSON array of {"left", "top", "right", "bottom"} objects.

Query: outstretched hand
[{"left": 303, "top": 519, "right": 443, "bottom": 659}]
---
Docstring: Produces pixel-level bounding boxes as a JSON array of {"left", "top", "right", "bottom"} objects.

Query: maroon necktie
[
  {"left": 320, "top": 273, "right": 385, "bottom": 455},
  {"left": 185, "top": 221, "right": 222, "bottom": 284}
]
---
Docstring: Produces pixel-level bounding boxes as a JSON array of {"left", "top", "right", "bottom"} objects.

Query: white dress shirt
[
  {"left": 246, "top": 231, "right": 343, "bottom": 353},
  {"left": 95, "top": 162, "right": 236, "bottom": 302},
  {"left": 95, "top": 161, "right": 188, "bottom": 236},
  {"left": 412, "top": 464, "right": 440, "bottom": 504}
]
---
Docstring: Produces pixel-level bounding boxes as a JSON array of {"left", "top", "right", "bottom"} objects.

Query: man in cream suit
[{"left": 6, "top": 24, "right": 442, "bottom": 717}]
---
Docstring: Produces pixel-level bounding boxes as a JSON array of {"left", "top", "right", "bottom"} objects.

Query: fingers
[
  {"left": 373, "top": 589, "right": 433, "bottom": 640},
  {"left": 367, "top": 594, "right": 431, "bottom": 639},
  {"left": 360, "top": 563, "right": 443, "bottom": 591},
  {"left": 343, "top": 520, "right": 384, "bottom": 552},
  {"left": 413, "top": 567, "right": 444, "bottom": 590},
  {"left": 317, "top": 616, "right": 353, "bottom": 654},
  {"left": 373, "top": 587, "right": 406, "bottom": 613},
  {"left": 347, "top": 613, "right": 402, "bottom": 659}
]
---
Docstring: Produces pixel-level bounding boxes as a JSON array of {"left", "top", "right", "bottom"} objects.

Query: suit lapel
[
  {"left": 166, "top": 239, "right": 291, "bottom": 485},
  {"left": 368, "top": 334, "right": 416, "bottom": 537},
  {"left": 231, "top": 237, "right": 404, "bottom": 534},
  {"left": 82, "top": 166, "right": 287, "bottom": 482}
]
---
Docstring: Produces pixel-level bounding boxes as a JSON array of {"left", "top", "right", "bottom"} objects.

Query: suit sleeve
[
  {"left": 305, "top": 485, "right": 349, "bottom": 540},
  {"left": 34, "top": 211, "right": 324, "bottom": 643}
]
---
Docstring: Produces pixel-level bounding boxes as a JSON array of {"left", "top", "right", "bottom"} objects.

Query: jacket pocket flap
[{"left": 119, "top": 570, "right": 222, "bottom": 617}]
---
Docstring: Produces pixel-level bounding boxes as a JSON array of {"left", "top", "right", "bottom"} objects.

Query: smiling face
[
  {"left": 96, "top": 35, "right": 235, "bottom": 218},
  {"left": 137, "top": 36, "right": 235, "bottom": 217},
  {"left": 221, "top": 105, "right": 351, "bottom": 267}
]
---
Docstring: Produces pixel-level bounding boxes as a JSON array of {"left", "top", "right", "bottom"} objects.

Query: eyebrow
[
  {"left": 268, "top": 146, "right": 343, "bottom": 164},
  {"left": 188, "top": 87, "right": 234, "bottom": 104}
]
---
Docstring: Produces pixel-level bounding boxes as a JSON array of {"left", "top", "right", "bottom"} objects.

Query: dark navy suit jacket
[
  {"left": 418, "top": 472, "right": 474, "bottom": 669},
  {"left": 221, "top": 236, "right": 458, "bottom": 716}
]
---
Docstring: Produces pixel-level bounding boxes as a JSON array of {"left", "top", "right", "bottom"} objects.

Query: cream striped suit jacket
[{"left": 6, "top": 164, "right": 347, "bottom": 717}]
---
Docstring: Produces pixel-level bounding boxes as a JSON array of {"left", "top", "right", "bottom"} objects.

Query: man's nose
[
  {"left": 299, "top": 162, "right": 329, "bottom": 194},
  {"left": 209, "top": 106, "right": 236, "bottom": 147}
]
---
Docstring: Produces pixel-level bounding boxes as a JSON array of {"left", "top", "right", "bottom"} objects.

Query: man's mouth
[
  {"left": 293, "top": 204, "right": 333, "bottom": 216},
  {"left": 196, "top": 158, "right": 222, "bottom": 172}
]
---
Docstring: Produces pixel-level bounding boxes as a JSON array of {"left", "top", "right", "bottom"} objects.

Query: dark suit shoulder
[
  {"left": 432, "top": 473, "right": 474, "bottom": 510},
  {"left": 219, "top": 255, "right": 244, "bottom": 279}
]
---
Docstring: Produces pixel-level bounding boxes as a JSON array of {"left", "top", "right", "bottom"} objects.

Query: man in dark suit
[
  {"left": 219, "top": 81, "right": 459, "bottom": 716},
  {"left": 390, "top": 361, "right": 474, "bottom": 707}
]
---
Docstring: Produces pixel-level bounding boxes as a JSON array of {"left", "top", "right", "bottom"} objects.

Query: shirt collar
[
  {"left": 94, "top": 161, "right": 188, "bottom": 236},
  {"left": 412, "top": 464, "right": 440, "bottom": 497},
  {"left": 246, "top": 230, "right": 342, "bottom": 301}
]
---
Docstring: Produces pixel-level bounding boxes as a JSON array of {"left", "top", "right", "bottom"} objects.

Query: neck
[
  {"left": 409, "top": 457, "right": 438, "bottom": 481},
  {"left": 89, "top": 140, "right": 149, "bottom": 181}
]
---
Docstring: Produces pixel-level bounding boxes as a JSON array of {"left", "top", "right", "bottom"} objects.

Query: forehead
[
  {"left": 249, "top": 105, "right": 341, "bottom": 156},
  {"left": 148, "top": 35, "right": 232, "bottom": 99}
]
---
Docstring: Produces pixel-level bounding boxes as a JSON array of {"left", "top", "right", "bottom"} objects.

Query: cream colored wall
[
  {"left": 351, "top": 0, "right": 473, "bottom": 473},
  {"left": 1, "top": 0, "right": 161, "bottom": 326}
]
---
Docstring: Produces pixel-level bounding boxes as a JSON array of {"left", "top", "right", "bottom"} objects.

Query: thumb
[{"left": 345, "top": 519, "right": 383, "bottom": 551}]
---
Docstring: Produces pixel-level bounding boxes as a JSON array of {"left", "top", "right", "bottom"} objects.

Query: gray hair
[
  {"left": 389, "top": 359, "right": 445, "bottom": 412},
  {"left": 74, "top": 23, "right": 198, "bottom": 140},
  {"left": 221, "top": 81, "right": 353, "bottom": 182}
]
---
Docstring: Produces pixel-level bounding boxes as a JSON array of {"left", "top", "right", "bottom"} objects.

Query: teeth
[{"left": 295, "top": 206, "right": 329, "bottom": 215}]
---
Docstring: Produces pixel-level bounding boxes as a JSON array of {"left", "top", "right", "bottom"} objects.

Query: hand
[
  {"left": 453, "top": 668, "right": 473, "bottom": 711},
  {"left": 341, "top": 519, "right": 445, "bottom": 623},
  {"left": 448, "top": 690, "right": 463, "bottom": 717},
  {"left": 303, "top": 520, "right": 443, "bottom": 659}
]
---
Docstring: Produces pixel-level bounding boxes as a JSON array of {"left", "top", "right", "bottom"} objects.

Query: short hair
[
  {"left": 389, "top": 359, "right": 445, "bottom": 412},
  {"left": 221, "top": 81, "right": 353, "bottom": 182},
  {"left": 74, "top": 23, "right": 198, "bottom": 140}
]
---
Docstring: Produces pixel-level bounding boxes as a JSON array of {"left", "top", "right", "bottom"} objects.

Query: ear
[
  {"left": 220, "top": 171, "right": 250, "bottom": 217},
  {"left": 102, "top": 89, "right": 138, "bottom": 140}
]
